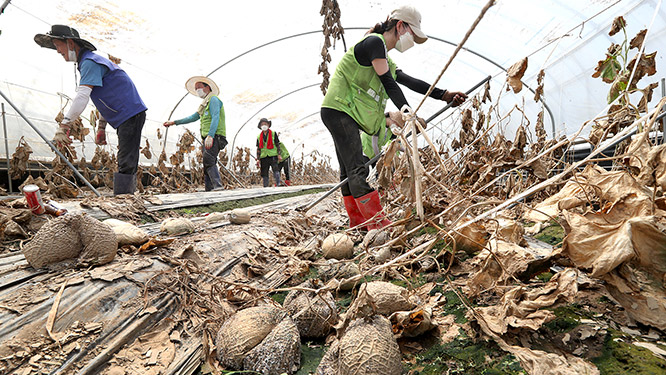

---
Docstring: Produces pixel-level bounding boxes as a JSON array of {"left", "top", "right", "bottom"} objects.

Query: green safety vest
[
  {"left": 258, "top": 130, "right": 279, "bottom": 158},
  {"left": 322, "top": 33, "right": 397, "bottom": 136},
  {"left": 278, "top": 142, "right": 290, "bottom": 159},
  {"left": 361, "top": 123, "right": 394, "bottom": 159},
  {"left": 200, "top": 95, "right": 226, "bottom": 138}
]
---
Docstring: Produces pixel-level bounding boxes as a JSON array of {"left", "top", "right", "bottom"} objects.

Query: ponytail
[{"left": 367, "top": 17, "right": 399, "bottom": 35}]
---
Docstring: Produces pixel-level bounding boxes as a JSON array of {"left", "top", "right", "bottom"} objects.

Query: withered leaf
[
  {"left": 534, "top": 69, "right": 545, "bottom": 102},
  {"left": 507, "top": 57, "right": 528, "bottom": 93},
  {"left": 141, "top": 139, "right": 152, "bottom": 159},
  {"left": 637, "top": 82, "right": 660, "bottom": 113},
  {"left": 482, "top": 81, "right": 491, "bottom": 103},
  {"left": 626, "top": 52, "right": 657, "bottom": 88},
  {"left": 592, "top": 55, "right": 622, "bottom": 83},
  {"left": 609, "top": 16, "right": 626, "bottom": 36},
  {"left": 630, "top": 29, "right": 647, "bottom": 50}
]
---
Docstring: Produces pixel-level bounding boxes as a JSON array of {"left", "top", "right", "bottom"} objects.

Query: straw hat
[{"left": 185, "top": 76, "right": 220, "bottom": 96}]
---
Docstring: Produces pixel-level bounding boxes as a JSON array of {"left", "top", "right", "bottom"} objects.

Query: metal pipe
[
  {"left": 163, "top": 28, "right": 557, "bottom": 160},
  {"left": 226, "top": 83, "right": 320, "bottom": 169},
  {"left": 0, "top": 89, "right": 101, "bottom": 197},
  {"left": 1, "top": 103, "right": 11, "bottom": 193},
  {"left": 301, "top": 75, "right": 491, "bottom": 212}
]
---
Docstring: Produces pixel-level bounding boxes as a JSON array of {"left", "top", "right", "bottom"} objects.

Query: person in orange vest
[{"left": 256, "top": 118, "right": 282, "bottom": 187}]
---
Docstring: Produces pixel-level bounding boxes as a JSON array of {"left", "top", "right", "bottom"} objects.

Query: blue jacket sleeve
[{"left": 207, "top": 96, "right": 222, "bottom": 137}]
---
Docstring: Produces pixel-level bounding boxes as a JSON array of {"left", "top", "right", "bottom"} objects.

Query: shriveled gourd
[
  {"left": 216, "top": 305, "right": 300, "bottom": 374},
  {"left": 23, "top": 213, "right": 117, "bottom": 268},
  {"left": 284, "top": 280, "right": 338, "bottom": 338},
  {"left": 160, "top": 217, "right": 195, "bottom": 235},
  {"left": 229, "top": 208, "right": 251, "bottom": 224},
  {"left": 321, "top": 233, "right": 354, "bottom": 259},
  {"left": 104, "top": 218, "right": 148, "bottom": 246},
  {"left": 316, "top": 315, "right": 401, "bottom": 375}
]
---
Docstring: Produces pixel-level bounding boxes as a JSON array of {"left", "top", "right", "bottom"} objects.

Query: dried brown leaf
[{"left": 507, "top": 57, "right": 528, "bottom": 93}]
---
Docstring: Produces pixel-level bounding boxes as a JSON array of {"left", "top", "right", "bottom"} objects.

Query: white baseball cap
[{"left": 389, "top": 6, "right": 427, "bottom": 44}]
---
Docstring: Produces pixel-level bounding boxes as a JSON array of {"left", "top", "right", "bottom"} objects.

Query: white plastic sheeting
[{"left": 0, "top": 0, "right": 664, "bottom": 166}]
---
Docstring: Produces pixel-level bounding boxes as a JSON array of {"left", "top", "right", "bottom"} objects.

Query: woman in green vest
[
  {"left": 163, "top": 76, "right": 227, "bottom": 191},
  {"left": 321, "top": 5, "right": 467, "bottom": 230},
  {"left": 277, "top": 134, "right": 292, "bottom": 186},
  {"left": 256, "top": 118, "right": 282, "bottom": 187}
]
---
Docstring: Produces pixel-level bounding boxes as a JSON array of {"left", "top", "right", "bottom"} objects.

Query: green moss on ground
[
  {"left": 442, "top": 291, "right": 469, "bottom": 324},
  {"left": 536, "top": 271, "right": 554, "bottom": 282},
  {"left": 593, "top": 329, "right": 666, "bottom": 375},
  {"left": 543, "top": 304, "right": 593, "bottom": 333},
  {"left": 404, "top": 333, "right": 525, "bottom": 375},
  {"left": 270, "top": 291, "right": 288, "bottom": 305},
  {"left": 296, "top": 342, "right": 327, "bottom": 375},
  {"left": 173, "top": 188, "right": 328, "bottom": 215},
  {"left": 534, "top": 221, "right": 565, "bottom": 246}
]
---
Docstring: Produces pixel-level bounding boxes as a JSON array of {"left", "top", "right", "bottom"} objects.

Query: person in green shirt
[
  {"left": 277, "top": 134, "right": 292, "bottom": 186},
  {"left": 320, "top": 5, "right": 467, "bottom": 230},
  {"left": 256, "top": 118, "right": 282, "bottom": 187},
  {"left": 163, "top": 76, "right": 227, "bottom": 191}
]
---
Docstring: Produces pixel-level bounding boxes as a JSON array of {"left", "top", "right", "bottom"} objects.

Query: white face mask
[
  {"left": 261, "top": 125, "right": 269, "bottom": 131},
  {"left": 395, "top": 31, "right": 415, "bottom": 53},
  {"left": 196, "top": 88, "right": 207, "bottom": 98},
  {"left": 66, "top": 46, "right": 77, "bottom": 62}
]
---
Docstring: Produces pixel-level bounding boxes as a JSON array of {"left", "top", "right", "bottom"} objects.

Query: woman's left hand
[
  {"left": 205, "top": 136, "right": 213, "bottom": 149},
  {"left": 442, "top": 91, "right": 468, "bottom": 107}
]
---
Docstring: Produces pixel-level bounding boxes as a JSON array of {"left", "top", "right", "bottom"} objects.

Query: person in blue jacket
[{"left": 35, "top": 25, "right": 147, "bottom": 195}]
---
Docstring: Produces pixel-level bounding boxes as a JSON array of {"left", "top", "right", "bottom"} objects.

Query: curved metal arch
[
  {"left": 226, "top": 83, "right": 320, "bottom": 168},
  {"left": 166, "top": 27, "right": 558, "bottom": 154}
]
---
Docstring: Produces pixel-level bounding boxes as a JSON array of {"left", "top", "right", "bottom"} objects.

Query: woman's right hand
[{"left": 163, "top": 121, "right": 175, "bottom": 127}]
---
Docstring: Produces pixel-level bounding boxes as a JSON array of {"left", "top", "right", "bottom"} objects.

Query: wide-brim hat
[
  {"left": 389, "top": 6, "right": 428, "bottom": 44},
  {"left": 257, "top": 118, "right": 272, "bottom": 129},
  {"left": 34, "top": 24, "right": 97, "bottom": 51},
  {"left": 185, "top": 76, "right": 220, "bottom": 96}
]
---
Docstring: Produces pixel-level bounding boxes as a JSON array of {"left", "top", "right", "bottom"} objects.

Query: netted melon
[
  {"left": 318, "top": 260, "right": 360, "bottom": 291},
  {"left": 104, "top": 218, "right": 148, "bottom": 246},
  {"left": 316, "top": 315, "right": 401, "bottom": 375},
  {"left": 23, "top": 213, "right": 117, "bottom": 268},
  {"left": 348, "top": 281, "right": 414, "bottom": 316},
  {"left": 284, "top": 280, "right": 338, "bottom": 338},
  {"left": 216, "top": 305, "right": 300, "bottom": 374},
  {"left": 321, "top": 233, "right": 354, "bottom": 259},
  {"left": 229, "top": 208, "right": 251, "bottom": 224},
  {"left": 160, "top": 217, "right": 195, "bottom": 235}
]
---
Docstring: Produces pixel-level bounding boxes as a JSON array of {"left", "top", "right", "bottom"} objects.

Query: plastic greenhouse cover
[{"left": 0, "top": 0, "right": 664, "bottom": 166}]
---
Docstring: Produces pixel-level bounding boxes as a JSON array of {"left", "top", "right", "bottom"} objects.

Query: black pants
[
  {"left": 260, "top": 156, "right": 279, "bottom": 177},
  {"left": 278, "top": 157, "right": 291, "bottom": 180},
  {"left": 320, "top": 107, "right": 373, "bottom": 198},
  {"left": 116, "top": 111, "right": 146, "bottom": 175},
  {"left": 202, "top": 134, "right": 228, "bottom": 170}
]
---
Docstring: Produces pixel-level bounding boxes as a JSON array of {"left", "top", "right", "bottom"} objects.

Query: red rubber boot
[
  {"left": 343, "top": 195, "right": 367, "bottom": 230},
  {"left": 355, "top": 190, "right": 391, "bottom": 230},
  {"left": 285, "top": 180, "right": 292, "bottom": 186}
]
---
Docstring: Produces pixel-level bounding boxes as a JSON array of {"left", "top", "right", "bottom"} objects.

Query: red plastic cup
[{"left": 22, "top": 184, "right": 45, "bottom": 215}]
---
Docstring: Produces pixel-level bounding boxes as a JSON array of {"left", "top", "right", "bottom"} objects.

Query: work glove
[
  {"left": 256, "top": 160, "right": 260, "bottom": 168},
  {"left": 53, "top": 122, "right": 72, "bottom": 146},
  {"left": 163, "top": 121, "right": 175, "bottom": 127},
  {"left": 204, "top": 135, "right": 214, "bottom": 149},
  {"left": 442, "top": 91, "right": 467, "bottom": 107},
  {"left": 95, "top": 118, "right": 107, "bottom": 145},
  {"left": 397, "top": 106, "right": 427, "bottom": 133},
  {"left": 278, "top": 155, "right": 283, "bottom": 162}
]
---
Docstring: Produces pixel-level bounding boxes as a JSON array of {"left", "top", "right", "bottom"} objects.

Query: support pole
[
  {"left": 301, "top": 75, "right": 491, "bottom": 212},
  {"left": 0, "top": 89, "right": 101, "bottom": 197},
  {"left": 1, "top": 103, "right": 11, "bottom": 193}
]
